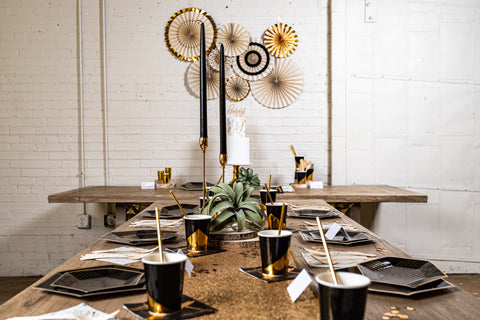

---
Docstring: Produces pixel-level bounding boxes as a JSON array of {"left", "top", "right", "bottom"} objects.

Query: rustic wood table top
[
  {"left": 2, "top": 199, "right": 475, "bottom": 320},
  {"left": 47, "top": 184, "right": 427, "bottom": 204}
]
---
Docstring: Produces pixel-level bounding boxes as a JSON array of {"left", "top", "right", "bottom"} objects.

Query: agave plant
[
  {"left": 201, "top": 182, "right": 265, "bottom": 232},
  {"left": 236, "top": 167, "right": 260, "bottom": 188}
]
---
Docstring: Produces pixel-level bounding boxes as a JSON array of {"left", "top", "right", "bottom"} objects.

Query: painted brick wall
[
  {"left": 0, "top": 0, "right": 328, "bottom": 276},
  {"left": 333, "top": 0, "right": 480, "bottom": 273}
]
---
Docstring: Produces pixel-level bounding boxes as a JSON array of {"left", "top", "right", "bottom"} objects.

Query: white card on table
[
  {"left": 287, "top": 269, "right": 313, "bottom": 303},
  {"left": 141, "top": 181, "right": 155, "bottom": 189}
]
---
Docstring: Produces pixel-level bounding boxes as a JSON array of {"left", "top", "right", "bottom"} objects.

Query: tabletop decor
[
  {"left": 186, "top": 60, "right": 219, "bottom": 100},
  {"left": 235, "top": 167, "right": 260, "bottom": 188},
  {"left": 164, "top": 7, "right": 217, "bottom": 61},
  {"left": 225, "top": 75, "right": 250, "bottom": 101},
  {"left": 251, "top": 58, "right": 303, "bottom": 109},
  {"left": 263, "top": 23, "right": 298, "bottom": 58},
  {"left": 201, "top": 182, "right": 264, "bottom": 232},
  {"left": 217, "top": 22, "right": 250, "bottom": 56},
  {"left": 233, "top": 41, "right": 273, "bottom": 81}
]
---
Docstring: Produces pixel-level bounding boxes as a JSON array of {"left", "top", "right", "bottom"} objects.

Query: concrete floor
[{"left": 0, "top": 274, "right": 478, "bottom": 306}]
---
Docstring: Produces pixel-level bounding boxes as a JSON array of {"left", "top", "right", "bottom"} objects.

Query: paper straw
[
  {"left": 269, "top": 174, "right": 272, "bottom": 188},
  {"left": 264, "top": 183, "right": 274, "bottom": 204},
  {"left": 155, "top": 207, "right": 165, "bottom": 263},
  {"left": 278, "top": 203, "right": 286, "bottom": 236},
  {"left": 316, "top": 216, "right": 339, "bottom": 285},
  {"left": 169, "top": 191, "right": 189, "bottom": 218},
  {"left": 288, "top": 145, "right": 297, "bottom": 157}
]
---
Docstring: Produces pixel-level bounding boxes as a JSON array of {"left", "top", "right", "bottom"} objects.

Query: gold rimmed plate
[
  {"left": 101, "top": 230, "right": 178, "bottom": 245},
  {"left": 289, "top": 209, "right": 339, "bottom": 219},
  {"left": 357, "top": 257, "right": 447, "bottom": 288},
  {"left": 143, "top": 204, "right": 198, "bottom": 219},
  {"left": 299, "top": 230, "right": 373, "bottom": 245}
]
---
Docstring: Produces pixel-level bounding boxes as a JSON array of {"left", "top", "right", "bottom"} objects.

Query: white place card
[
  {"left": 325, "top": 222, "right": 352, "bottom": 241},
  {"left": 177, "top": 249, "right": 194, "bottom": 275},
  {"left": 309, "top": 181, "right": 324, "bottom": 189},
  {"left": 141, "top": 181, "right": 155, "bottom": 189},
  {"left": 287, "top": 269, "right": 313, "bottom": 303}
]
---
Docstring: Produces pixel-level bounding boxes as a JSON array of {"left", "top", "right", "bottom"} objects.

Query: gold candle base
[
  {"left": 217, "top": 154, "right": 228, "bottom": 184},
  {"left": 199, "top": 137, "right": 208, "bottom": 205},
  {"left": 229, "top": 165, "right": 240, "bottom": 185}
]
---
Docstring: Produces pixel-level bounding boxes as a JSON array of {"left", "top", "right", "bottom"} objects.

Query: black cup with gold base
[
  {"left": 142, "top": 253, "right": 187, "bottom": 316},
  {"left": 258, "top": 230, "right": 292, "bottom": 278},
  {"left": 260, "top": 189, "right": 277, "bottom": 211},
  {"left": 184, "top": 215, "right": 211, "bottom": 252}
]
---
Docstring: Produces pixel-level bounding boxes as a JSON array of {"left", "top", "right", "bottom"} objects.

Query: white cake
[{"left": 226, "top": 107, "right": 250, "bottom": 165}]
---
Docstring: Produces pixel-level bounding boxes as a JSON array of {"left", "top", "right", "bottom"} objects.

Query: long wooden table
[
  {"left": 1, "top": 199, "right": 478, "bottom": 319},
  {"left": 48, "top": 185, "right": 427, "bottom": 203}
]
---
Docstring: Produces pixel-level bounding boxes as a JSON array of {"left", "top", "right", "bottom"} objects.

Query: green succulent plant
[
  {"left": 201, "top": 182, "right": 265, "bottom": 232},
  {"left": 236, "top": 167, "right": 260, "bottom": 188}
]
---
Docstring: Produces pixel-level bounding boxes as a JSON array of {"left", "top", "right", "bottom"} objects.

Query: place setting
[{"left": 298, "top": 221, "right": 375, "bottom": 246}]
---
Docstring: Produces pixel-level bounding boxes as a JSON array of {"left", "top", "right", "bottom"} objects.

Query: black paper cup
[
  {"left": 142, "top": 253, "right": 187, "bottom": 315},
  {"left": 265, "top": 202, "right": 288, "bottom": 230},
  {"left": 184, "top": 214, "right": 211, "bottom": 252},
  {"left": 295, "top": 171, "right": 307, "bottom": 184},
  {"left": 259, "top": 189, "right": 277, "bottom": 211},
  {"left": 258, "top": 230, "right": 292, "bottom": 277},
  {"left": 315, "top": 272, "right": 370, "bottom": 320},
  {"left": 307, "top": 165, "right": 314, "bottom": 181}
]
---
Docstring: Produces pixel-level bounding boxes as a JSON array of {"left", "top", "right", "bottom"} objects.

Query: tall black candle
[
  {"left": 219, "top": 44, "right": 226, "bottom": 154},
  {"left": 199, "top": 23, "right": 207, "bottom": 138}
]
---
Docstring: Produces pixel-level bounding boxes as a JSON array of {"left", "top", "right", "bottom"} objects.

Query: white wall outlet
[
  {"left": 104, "top": 214, "right": 116, "bottom": 227},
  {"left": 76, "top": 214, "right": 91, "bottom": 229}
]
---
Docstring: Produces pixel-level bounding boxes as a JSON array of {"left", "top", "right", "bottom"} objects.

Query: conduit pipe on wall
[{"left": 101, "top": 0, "right": 110, "bottom": 185}]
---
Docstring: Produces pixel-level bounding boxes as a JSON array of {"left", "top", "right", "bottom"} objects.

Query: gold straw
[
  {"left": 269, "top": 174, "right": 272, "bottom": 188},
  {"left": 155, "top": 207, "right": 165, "bottom": 263},
  {"left": 264, "top": 183, "right": 274, "bottom": 204},
  {"left": 288, "top": 145, "right": 297, "bottom": 157},
  {"left": 278, "top": 203, "right": 286, "bottom": 236},
  {"left": 316, "top": 216, "right": 339, "bottom": 285},
  {"left": 169, "top": 191, "right": 189, "bottom": 218}
]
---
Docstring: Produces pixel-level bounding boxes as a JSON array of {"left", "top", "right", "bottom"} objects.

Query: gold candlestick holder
[
  {"left": 217, "top": 154, "right": 228, "bottom": 184},
  {"left": 228, "top": 165, "right": 240, "bottom": 185},
  {"left": 199, "top": 137, "right": 208, "bottom": 206}
]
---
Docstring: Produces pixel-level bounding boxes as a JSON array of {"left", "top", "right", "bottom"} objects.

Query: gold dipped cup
[
  {"left": 184, "top": 214, "right": 211, "bottom": 252},
  {"left": 258, "top": 230, "right": 292, "bottom": 277}
]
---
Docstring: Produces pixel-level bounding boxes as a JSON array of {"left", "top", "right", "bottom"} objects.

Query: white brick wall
[
  {"left": 333, "top": 0, "right": 480, "bottom": 273},
  {"left": 0, "top": 0, "right": 328, "bottom": 275}
]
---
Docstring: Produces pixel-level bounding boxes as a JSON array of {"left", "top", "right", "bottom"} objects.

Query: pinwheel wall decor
[
  {"left": 263, "top": 23, "right": 298, "bottom": 58},
  {"left": 208, "top": 47, "right": 235, "bottom": 72},
  {"left": 233, "top": 42, "right": 274, "bottom": 81},
  {"left": 225, "top": 75, "right": 250, "bottom": 102},
  {"left": 186, "top": 60, "right": 220, "bottom": 100},
  {"left": 217, "top": 23, "right": 250, "bottom": 57}
]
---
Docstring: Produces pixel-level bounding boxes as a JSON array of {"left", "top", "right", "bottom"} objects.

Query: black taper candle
[
  {"left": 219, "top": 44, "right": 227, "bottom": 154},
  {"left": 200, "top": 23, "right": 207, "bottom": 138}
]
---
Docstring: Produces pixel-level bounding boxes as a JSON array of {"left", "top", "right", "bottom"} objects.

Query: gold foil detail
[
  {"left": 187, "top": 229, "right": 208, "bottom": 252},
  {"left": 267, "top": 213, "right": 285, "bottom": 230},
  {"left": 225, "top": 75, "right": 250, "bottom": 101},
  {"left": 147, "top": 294, "right": 177, "bottom": 315},
  {"left": 263, "top": 251, "right": 289, "bottom": 276},
  {"left": 263, "top": 23, "right": 298, "bottom": 58}
]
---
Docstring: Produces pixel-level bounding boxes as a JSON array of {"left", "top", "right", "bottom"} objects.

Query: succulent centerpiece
[
  {"left": 235, "top": 167, "right": 260, "bottom": 188},
  {"left": 201, "top": 182, "right": 265, "bottom": 232}
]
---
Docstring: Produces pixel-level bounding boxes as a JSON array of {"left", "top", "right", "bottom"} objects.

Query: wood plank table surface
[
  {"left": 47, "top": 185, "right": 427, "bottom": 204},
  {"left": 1, "top": 199, "right": 478, "bottom": 319}
]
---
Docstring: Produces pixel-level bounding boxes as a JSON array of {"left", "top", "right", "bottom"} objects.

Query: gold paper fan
[
  {"left": 186, "top": 60, "right": 219, "bottom": 100},
  {"left": 165, "top": 7, "right": 217, "bottom": 61},
  {"left": 226, "top": 75, "right": 250, "bottom": 101},
  {"left": 217, "top": 23, "right": 250, "bottom": 56},
  {"left": 263, "top": 23, "right": 298, "bottom": 58},
  {"left": 251, "top": 59, "right": 303, "bottom": 109},
  {"left": 207, "top": 47, "right": 235, "bottom": 72}
]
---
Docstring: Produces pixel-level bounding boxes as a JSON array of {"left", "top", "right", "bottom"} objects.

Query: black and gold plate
[
  {"left": 51, "top": 266, "right": 144, "bottom": 293},
  {"left": 357, "top": 257, "right": 447, "bottom": 288},
  {"left": 299, "top": 230, "right": 373, "bottom": 245},
  {"left": 179, "top": 182, "right": 214, "bottom": 191},
  {"left": 336, "top": 266, "right": 454, "bottom": 296},
  {"left": 100, "top": 230, "right": 178, "bottom": 245},
  {"left": 143, "top": 204, "right": 199, "bottom": 219},
  {"left": 239, "top": 266, "right": 301, "bottom": 283},
  {"left": 290, "top": 209, "right": 339, "bottom": 219},
  {"left": 123, "top": 295, "right": 216, "bottom": 319},
  {"left": 33, "top": 265, "right": 146, "bottom": 298}
]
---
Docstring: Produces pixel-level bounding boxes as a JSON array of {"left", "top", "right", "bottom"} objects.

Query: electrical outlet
[
  {"left": 76, "top": 214, "right": 91, "bottom": 229},
  {"left": 104, "top": 214, "right": 116, "bottom": 227}
]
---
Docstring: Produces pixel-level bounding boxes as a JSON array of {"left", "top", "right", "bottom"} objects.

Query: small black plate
[
  {"left": 100, "top": 230, "right": 178, "bottom": 245},
  {"left": 299, "top": 230, "right": 373, "bottom": 245},
  {"left": 179, "top": 182, "right": 214, "bottom": 191},
  {"left": 143, "top": 204, "right": 198, "bottom": 219},
  {"left": 290, "top": 209, "right": 339, "bottom": 219}
]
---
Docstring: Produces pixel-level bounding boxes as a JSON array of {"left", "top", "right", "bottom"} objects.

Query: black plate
[
  {"left": 100, "top": 230, "right": 178, "bottom": 245},
  {"left": 357, "top": 257, "right": 447, "bottom": 288},
  {"left": 143, "top": 204, "right": 198, "bottom": 218},
  {"left": 336, "top": 266, "right": 454, "bottom": 296},
  {"left": 299, "top": 230, "right": 373, "bottom": 245},
  {"left": 290, "top": 209, "right": 339, "bottom": 219},
  {"left": 33, "top": 265, "right": 146, "bottom": 298},
  {"left": 179, "top": 182, "right": 214, "bottom": 191},
  {"left": 51, "top": 266, "right": 143, "bottom": 293}
]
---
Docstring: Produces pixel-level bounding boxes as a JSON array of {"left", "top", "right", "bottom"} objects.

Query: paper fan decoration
[
  {"left": 263, "top": 23, "right": 298, "bottom": 58},
  {"left": 226, "top": 75, "right": 250, "bottom": 101},
  {"left": 186, "top": 60, "right": 219, "bottom": 100},
  {"left": 233, "top": 42, "right": 273, "bottom": 81},
  {"left": 207, "top": 47, "right": 235, "bottom": 71},
  {"left": 217, "top": 23, "right": 250, "bottom": 56},
  {"left": 165, "top": 7, "right": 217, "bottom": 61},
  {"left": 251, "top": 59, "right": 303, "bottom": 109}
]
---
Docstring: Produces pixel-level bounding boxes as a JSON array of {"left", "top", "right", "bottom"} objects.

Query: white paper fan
[
  {"left": 217, "top": 23, "right": 250, "bottom": 56},
  {"left": 226, "top": 75, "right": 250, "bottom": 101},
  {"left": 251, "top": 59, "right": 303, "bottom": 109},
  {"left": 165, "top": 7, "right": 217, "bottom": 61},
  {"left": 207, "top": 47, "right": 235, "bottom": 71},
  {"left": 186, "top": 60, "right": 219, "bottom": 100},
  {"left": 233, "top": 42, "right": 273, "bottom": 81}
]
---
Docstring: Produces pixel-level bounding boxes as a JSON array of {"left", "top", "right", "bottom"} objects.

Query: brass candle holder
[
  {"left": 199, "top": 137, "right": 208, "bottom": 207},
  {"left": 217, "top": 154, "right": 228, "bottom": 184},
  {"left": 228, "top": 165, "right": 240, "bottom": 185}
]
